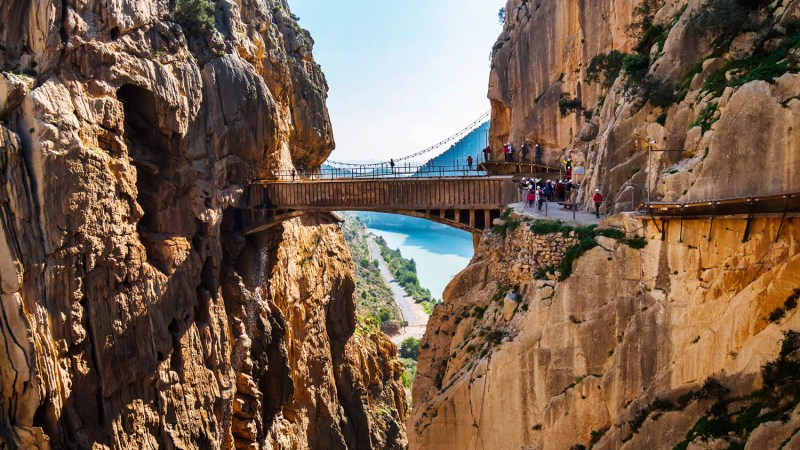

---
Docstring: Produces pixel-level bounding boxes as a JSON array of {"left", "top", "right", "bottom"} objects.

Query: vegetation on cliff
[
  {"left": 400, "top": 337, "right": 422, "bottom": 389},
  {"left": 671, "top": 330, "right": 800, "bottom": 449},
  {"left": 340, "top": 214, "right": 404, "bottom": 334},
  {"left": 374, "top": 236, "right": 439, "bottom": 314}
]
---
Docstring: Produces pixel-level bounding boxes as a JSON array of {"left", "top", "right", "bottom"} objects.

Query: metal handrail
[{"left": 271, "top": 162, "right": 489, "bottom": 181}]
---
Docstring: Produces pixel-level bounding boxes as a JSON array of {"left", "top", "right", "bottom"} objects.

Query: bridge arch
[{"left": 239, "top": 177, "right": 518, "bottom": 236}]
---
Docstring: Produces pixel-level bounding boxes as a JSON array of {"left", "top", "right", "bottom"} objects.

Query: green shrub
[
  {"left": 688, "top": 0, "right": 762, "bottom": 39},
  {"left": 627, "top": 0, "right": 664, "bottom": 39},
  {"left": 590, "top": 426, "right": 610, "bottom": 444},
  {"left": 559, "top": 93, "right": 583, "bottom": 116},
  {"left": 175, "top": 0, "right": 216, "bottom": 33},
  {"left": 586, "top": 51, "right": 627, "bottom": 89},
  {"left": 623, "top": 236, "right": 648, "bottom": 249},
  {"left": 530, "top": 220, "right": 572, "bottom": 235},
  {"left": 700, "top": 22, "right": 800, "bottom": 97},
  {"left": 401, "top": 358, "right": 417, "bottom": 388},
  {"left": 400, "top": 337, "right": 421, "bottom": 360},
  {"left": 492, "top": 210, "right": 521, "bottom": 237},
  {"left": 693, "top": 102, "right": 718, "bottom": 133}
]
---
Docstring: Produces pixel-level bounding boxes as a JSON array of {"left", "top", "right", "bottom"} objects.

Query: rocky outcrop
[
  {"left": 411, "top": 214, "right": 800, "bottom": 449},
  {"left": 0, "top": 0, "right": 405, "bottom": 448},
  {"left": 490, "top": 0, "right": 800, "bottom": 209}
]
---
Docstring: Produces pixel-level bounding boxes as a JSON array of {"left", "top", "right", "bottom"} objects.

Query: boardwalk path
[{"left": 366, "top": 237, "right": 429, "bottom": 346}]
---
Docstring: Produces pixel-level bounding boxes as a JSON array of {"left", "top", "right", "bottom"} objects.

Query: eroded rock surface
[
  {"left": 0, "top": 1, "right": 406, "bottom": 448},
  {"left": 411, "top": 215, "right": 800, "bottom": 449},
  {"left": 489, "top": 0, "right": 800, "bottom": 208}
]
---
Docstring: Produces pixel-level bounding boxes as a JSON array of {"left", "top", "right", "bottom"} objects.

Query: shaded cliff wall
[
  {"left": 0, "top": 0, "right": 407, "bottom": 448},
  {"left": 411, "top": 214, "right": 800, "bottom": 449},
  {"left": 490, "top": 0, "right": 800, "bottom": 208}
]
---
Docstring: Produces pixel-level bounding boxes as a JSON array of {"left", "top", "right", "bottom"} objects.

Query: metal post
[{"left": 647, "top": 142, "right": 652, "bottom": 206}]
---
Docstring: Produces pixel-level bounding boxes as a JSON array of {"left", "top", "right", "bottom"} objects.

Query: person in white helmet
[{"left": 593, "top": 188, "right": 604, "bottom": 218}]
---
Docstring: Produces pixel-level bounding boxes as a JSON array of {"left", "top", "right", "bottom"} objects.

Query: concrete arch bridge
[{"left": 239, "top": 176, "right": 518, "bottom": 236}]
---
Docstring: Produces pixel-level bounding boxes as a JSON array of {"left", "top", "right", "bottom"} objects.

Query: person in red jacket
[
  {"left": 593, "top": 189, "right": 604, "bottom": 218},
  {"left": 483, "top": 145, "right": 492, "bottom": 162}
]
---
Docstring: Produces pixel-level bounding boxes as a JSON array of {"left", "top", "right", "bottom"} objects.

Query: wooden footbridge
[{"left": 240, "top": 176, "right": 518, "bottom": 235}]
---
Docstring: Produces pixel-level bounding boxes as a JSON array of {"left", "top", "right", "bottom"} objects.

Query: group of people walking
[
  {"left": 520, "top": 178, "right": 605, "bottom": 218},
  {"left": 521, "top": 178, "right": 578, "bottom": 210},
  {"left": 482, "top": 142, "right": 544, "bottom": 164}
]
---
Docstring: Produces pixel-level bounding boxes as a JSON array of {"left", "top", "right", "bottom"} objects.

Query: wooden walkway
[
  {"left": 640, "top": 192, "right": 800, "bottom": 243},
  {"left": 240, "top": 177, "right": 518, "bottom": 235}
]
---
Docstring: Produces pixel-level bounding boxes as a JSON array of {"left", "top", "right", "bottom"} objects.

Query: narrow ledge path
[{"left": 366, "top": 236, "right": 429, "bottom": 346}]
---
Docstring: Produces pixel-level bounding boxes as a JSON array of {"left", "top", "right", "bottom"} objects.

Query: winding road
[{"left": 367, "top": 237, "right": 429, "bottom": 345}]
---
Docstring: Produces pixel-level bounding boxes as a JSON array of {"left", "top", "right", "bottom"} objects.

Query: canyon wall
[
  {"left": 0, "top": 1, "right": 407, "bottom": 448},
  {"left": 412, "top": 214, "right": 800, "bottom": 449},
  {"left": 489, "top": 0, "right": 800, "bottom": 209},
  {"left": 411, "top": 2, "right": 800, "bottom": 448}
]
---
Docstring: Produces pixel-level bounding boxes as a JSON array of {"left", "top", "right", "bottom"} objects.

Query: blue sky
[{"left": 289, "top": 0, "right": 505, "bottom": 163}]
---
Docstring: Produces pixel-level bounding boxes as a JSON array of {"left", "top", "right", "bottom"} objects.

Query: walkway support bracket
[
  {"left": 775, "top": 195, "right": 793, "bottom": 243},
  {"left": 742, "top": 199, "right": 754, "bottom": 243}
]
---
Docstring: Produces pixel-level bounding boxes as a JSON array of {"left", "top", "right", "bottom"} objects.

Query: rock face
[
  {"left": 411, "top": 214, "right": 800, "bottom": 449},
  {"left": 489, "top": 0, "right": 800, "bottom": 209},
  {"left": 0, "top": 1, "right": 406, "bottom": 449}
]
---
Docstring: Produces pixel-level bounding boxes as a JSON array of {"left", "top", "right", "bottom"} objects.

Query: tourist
[
  {"left": 390, "top": 159, "right": 395, "bottom": 172},
  {"left": 565, "top": 180, "right": 573, "bottom": 202},
  {"left": 555, "top": 180, "right": 565, "bottom": 201},
  {"left": 483, "top": 145, "right": 492, "bottom": 162},
  {"left": 508, "top": 143, "right": 515, "bottom": 162},
  {"left": 543, "top": 182, "right": 553, "bottom": 202},
  {"left": 291, "top": 168, "right": 296, "bottom": 182},
  {"left": 527, "top": 185, "right": 536, "bottom": 208},
  {"left": 535, "top": 144, "right": 543, "bottom": 164},
  {"left": 521, "top": 143, "right": 530, "bottom": 162},
  {"left": 593, "top": 188, "right": 604, "bottom": 218},
  {"left": 569, "top": 181, "right": 580, "bottom": 203},
  {"left": 503, "top": 143, "right": 510, "bottom": 162},
  {"left": 467, "top": 155, "right": 474, "bottom": 170},
  {"left": 537, "top": 185, "right": 545, "bottom": 211}
]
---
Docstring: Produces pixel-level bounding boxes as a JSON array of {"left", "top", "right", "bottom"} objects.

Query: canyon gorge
[{"left": 2, "top": 0, "right": 800, "bottom": 449}]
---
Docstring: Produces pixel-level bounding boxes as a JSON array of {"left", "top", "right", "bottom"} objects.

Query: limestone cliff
[
  {"left": 0, "top": 1, "right": 407, "bottom": 448},
  {"left": 412, "top": 214, "right": 800, "bottom": 449},
  {"left": 489, "top": 0, "right": 800, "bottom": 208}
]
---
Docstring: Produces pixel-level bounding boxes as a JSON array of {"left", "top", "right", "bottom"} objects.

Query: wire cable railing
[
  {"left": 264, "top": 161, "right": 490, "bottom": 181},
  {"left": 320, "top": 110, "right": 491, "bottom": 167}
]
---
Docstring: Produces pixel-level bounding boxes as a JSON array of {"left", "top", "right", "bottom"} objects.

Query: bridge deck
[
  {"left": 246, "top": 177, "right": 516, "bottom": 210},
  {"left": 242, "top": 177, "right": 518, "bottom": 235}
]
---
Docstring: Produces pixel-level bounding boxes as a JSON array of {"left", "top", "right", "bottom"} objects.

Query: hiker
[
  {"left": 555, "top": 180, "right": 565, "bottom": 201},
  {"left": 535, "top": 144, "right": 543, "bottom": 164},
  {"left": 521, "top": 143, "right": 530, "bottom": 162},
  {"left": 483, "top": 145, "right": 492, "bottom": 162},
  {"left": 519, "top": 178, "right": 529, "bottom": 203},
  {"left": 291, "top": 168, "right": 296, "bottom": 182},
  {"left": 537, "top": 185, "right": 546, "bottom": 211},
  {"left": 569, "top": 181, "right": 579, "bottom": 203},
  {"left": 503, "top": 143, "right": 510, "bottom": 162},
  {"left": 527, "top": 185, "right": 536, "bottom": 208},
  {"left": 467, "top": 155, "right": 474, "bottom": 170},
  {"left": 390, "top": 159, "right": 395, "bottom": 172},
  {"left": 543, "top": 182, "right": 553, "bottom": 202},
  {"left": 593, "top": 189, "right": 604, "bottom": 218},
  {"left": 507, "top": 143, "right": 515, "bottom": 162}
]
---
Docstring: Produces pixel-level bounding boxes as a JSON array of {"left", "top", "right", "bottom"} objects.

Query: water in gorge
[{"left": 356, "top": 212, "right": 474, "bottom": 300}]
